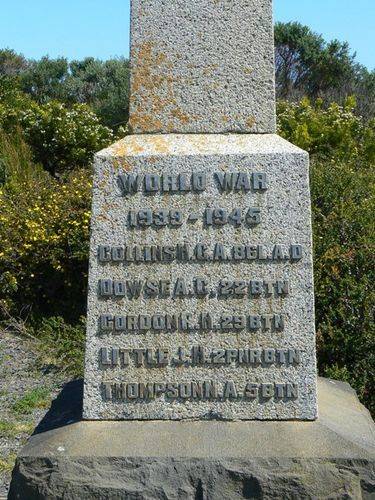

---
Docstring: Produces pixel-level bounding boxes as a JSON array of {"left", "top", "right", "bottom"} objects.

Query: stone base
[{"left": 9, "top": 378, "right": 375, "bottom": 499}]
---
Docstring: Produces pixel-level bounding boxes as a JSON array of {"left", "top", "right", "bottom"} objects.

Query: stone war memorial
[{"left": 10, "top": 1, "right": 375, "bottom": 498}]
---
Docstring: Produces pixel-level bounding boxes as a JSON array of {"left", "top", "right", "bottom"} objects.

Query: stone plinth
[
  {"left": 83, "top": 134, "right": 317, "bottom": 421},
  {"left": 129, "top": 0, "right": 276, "bottom": 134},
  {"left": 9, "top": 379, "right": 375, "bottom": 499}
]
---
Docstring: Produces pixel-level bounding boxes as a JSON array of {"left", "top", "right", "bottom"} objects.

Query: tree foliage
[
  {"left": 61, "top": 57, "right": 130, "bottom": 128},
  {"left": 0, "top": 48, "right": 28, "bottom": 76},
  {"left": 17, "top": 56, "right": 130, "bottom": 129},
  {"left": 275, "top": 22, "right": 374, "bottom": 119},
  {"left": 20, "top": 56, "right": 69, "bottom": 103},
  {"left": 275, "top": 22, "right": 355, "bottom": 98},
  {"left": 1, "top": 21, "right": 373, "bottom": 126}
]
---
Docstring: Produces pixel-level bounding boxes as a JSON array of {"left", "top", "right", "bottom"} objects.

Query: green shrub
[
  {"left": 311, "top": 158, "right": 374, "bottom": 414},
  {"left": 16, "top": 55, "right": 130, "bottom": 129},
  {"left": 277, "top": 96, "right": 375, "bottom": 164},
  {"left": 0, "top": 77, "right": 113, "bottom": 174},
  {"left": 0, "top": 76, "right": 35, "bottom": 130},
  {"left": 19, "top": 101, "right": 113, "bottom": 174},
  {"left": 279, "top": 98, "right": 375, "bottom": 414}
]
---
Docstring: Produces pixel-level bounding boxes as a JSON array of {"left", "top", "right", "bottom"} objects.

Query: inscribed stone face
[{"left": 83, "top": 134, "right": 318, "bottom": 420}]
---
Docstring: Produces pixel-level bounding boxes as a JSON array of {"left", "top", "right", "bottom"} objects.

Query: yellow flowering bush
[{"left": 0, "top": 130, "right": 92, "bottom": 321}]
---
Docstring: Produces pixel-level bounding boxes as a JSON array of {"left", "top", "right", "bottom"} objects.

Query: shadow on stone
[
  {"left": 8, "top": 379, "right": 375, "bottom": 500},
  {"left": 33, "top": 379, "right": 83, "bottom": 435}
]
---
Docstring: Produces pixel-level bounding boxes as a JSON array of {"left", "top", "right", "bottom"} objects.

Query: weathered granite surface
[
  {"left": 129, "top": 0, "right": 276, "bottom": 134},
  {"left": 9, "top": 379, "right": 375, "bottom": 499},
  {"left": 83, "top": 134, "right": 317, "bottom": 421}
]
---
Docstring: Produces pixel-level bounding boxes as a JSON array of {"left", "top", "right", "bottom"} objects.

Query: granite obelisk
[{"left": 83, "top": 0, "right": 318, "bottom": 420}]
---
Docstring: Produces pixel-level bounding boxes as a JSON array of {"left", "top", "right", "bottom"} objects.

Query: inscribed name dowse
[{"left": 83, "top": 134, "right": 318, "bottom": 421}]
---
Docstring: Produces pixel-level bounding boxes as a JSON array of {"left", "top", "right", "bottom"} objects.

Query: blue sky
[{"left": 0, "top": 0, "right": 373, "bottom": 69}]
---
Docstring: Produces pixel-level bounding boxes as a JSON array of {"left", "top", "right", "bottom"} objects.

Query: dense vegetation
[
  {"left": 275, "top": 22, "right": 375, "bottom": 119},
  {"left": 0, "top": 23, "right": 374, "bottom": 412}
]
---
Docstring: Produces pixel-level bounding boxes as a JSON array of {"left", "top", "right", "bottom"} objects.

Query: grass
[
  {"left": 0, "top": 453, "right": 17, "bottom": 474},
  {"left": 0, "top": 420, "right": 34, "bottom": 439},
  {"left": 12, "top": 387, "right": 51, "bottom": 415},
  {"left": 33, "top": 317, "right": 85, "bottom": 378},
  {"left": 0, "top": 353, "right": 11, "bottom": 366}
]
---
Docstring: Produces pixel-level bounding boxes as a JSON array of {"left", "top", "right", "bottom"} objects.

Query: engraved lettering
[
  {"left": 118, "top": 174, "right": 141, "bottom": 195},
  {"left": 223, "top": 381, "right": 237, "bottom": 398},
  {"left": 252, "top": 173, "right": 267, "bottom": 190}
]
